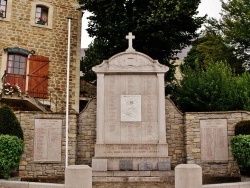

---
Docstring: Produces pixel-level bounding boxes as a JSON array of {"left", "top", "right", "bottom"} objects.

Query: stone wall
[
  {"left": 80, "top": 80, "right": 96, "bottom": 97},
  {"left": 0, "top": 0, "right": 81, "bottom": 112},
  {"left": 76, "top": 99, "right": 97, "bottom": 166},
  {"left": 165, "top": 97, "right": 186, "bottom": 168},
  {"left": 15, "top": 99, "right": 248, "bottom": 178},
  {"left": 15, "top": 111, "right": 77, "bottom": 177},
  {"left": 185, "top": 111, "right": 250, "bottom": 176}
]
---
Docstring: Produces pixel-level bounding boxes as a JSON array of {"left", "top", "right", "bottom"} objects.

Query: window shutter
[{"left": 28, "top": 55, "right": 49, "bottom": 98}]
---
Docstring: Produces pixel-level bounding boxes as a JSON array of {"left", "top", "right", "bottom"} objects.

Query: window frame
[
  {"left": 7, "top": 53, "right": 27, "bottom": 76},
  {"left": 30, "top": 1, "right": 53, "bottom": 29},
  {"left": 0, "top": 0, "right": 12, "bottom": 21},
  {"left": 0, "top": 0, "right": 7, "bottom": 18},
  {"left": 35, "top": 5, "right": 49, "bottom": 25}
]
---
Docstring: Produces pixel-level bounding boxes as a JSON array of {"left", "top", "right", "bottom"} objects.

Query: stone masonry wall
[
  {"left": 185, "top": 111, "right": 250, "bottom": 177},
  {"left": 15, "top": 111, "right": 77, "bottom": 178},
  {"left": 165, "top": 97, "right": 186, "bottom": 169},
  {"left": 15, "top": 100, "right": 248, "bottom": 178},
  {"left": 76, "top": 99, "right": 97, "bottom": 166},
  {"left": 0, "top": 0, "right": 81, "bottom": 112}
]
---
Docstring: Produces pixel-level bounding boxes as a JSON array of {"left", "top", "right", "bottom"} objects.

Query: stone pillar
[
  {"left": 65, "top": 165, "right": 92, "bottom": 188},
  {"left": 175, "top": 164, "right": 202, "bottom": 188},
  {"left": 96, "top": 73, "right": 104, "bottom": 144},
  {"left": 157, "top": 73, "right": 166, "bottom": 143}
]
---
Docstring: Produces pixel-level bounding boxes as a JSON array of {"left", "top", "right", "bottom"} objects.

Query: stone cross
[{"left": 125, "top": 32, "right": 135, "bottom": 52}]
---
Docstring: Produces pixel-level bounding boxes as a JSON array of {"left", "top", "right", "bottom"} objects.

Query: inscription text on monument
[
  {"left": 200, "top": 119, "right": 228, "bottom": 161},
  {"left": 34, "top": 119, "right": 62, "bottom": 162}
]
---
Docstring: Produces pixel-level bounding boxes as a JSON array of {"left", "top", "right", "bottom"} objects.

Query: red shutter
[{"left": 28, "top": 55, "right": 49, "bottom": 98}]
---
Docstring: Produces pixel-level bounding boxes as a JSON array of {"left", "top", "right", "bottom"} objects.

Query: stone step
[{"left": 93, "top": 170, "right": 175, "bottom": 182}]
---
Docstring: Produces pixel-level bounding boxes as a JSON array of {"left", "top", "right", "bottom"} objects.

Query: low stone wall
[
  {"left": 15, "top": 111, "right": 78, "bottom": 178},
  {"left": 185, "top": 111, "right": 250, "bottom": 177},
  {"left": 14, "top": 98, "right": 248, "bottom": 178},
  {"left": 165, "top": 98, "right": 186, "bottom": 168},
  {"left": 76, "top": 99, "right": 96, "bottom": 166}
]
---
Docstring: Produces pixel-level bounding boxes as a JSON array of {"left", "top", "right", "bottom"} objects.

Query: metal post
[{"left": 65, "top": 17, "right": 72, "bottom": 168}]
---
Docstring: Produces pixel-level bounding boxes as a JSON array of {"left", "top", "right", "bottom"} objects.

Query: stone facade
[{"left": 0, "top": 0, "right": 81, "bottom": 112}]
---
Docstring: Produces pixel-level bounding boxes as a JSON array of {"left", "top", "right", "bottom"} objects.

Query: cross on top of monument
[{"left": 125, "top": 32, "right": 135, "bottom": 52}]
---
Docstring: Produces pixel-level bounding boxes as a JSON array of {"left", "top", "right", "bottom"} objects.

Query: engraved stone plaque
[
  {"left": 105, "top": 96, "right": 120, "bottom": 122},
  {"left": 105, "top": 122, "right": 121, "bottom": 143},
  {"left": 34, "top": 119, "right": 62, "bottom": 162},
  {"left": 138, "top": 162, "right": 152, "bottom": 171},
  {"left": 119, "top": 160, "right": 133, "bottom": 171},
  {"left": 200, "top": 119, "right": 228, "bottom": 161},
  {"left": 121, "top": 95, "right": 141, "bottom": 121},
  {"left": 141, "top": 122, "right": 158, "bottom": 143},
  {"left": 126, "top": 75, "right": 142, "bottom": 94},
  {"left": 121, "top": 122, "right": 142, "bottom": 143},
  {"left": 157, "top": 161, "right": 171, "bottom": 171},
  {"left": 92, "top": 159, "right": 107, "bottom": 171},
  {"left": 141, "top": 75, "right": 157, "bottom": 95},
  {"left": 141, "top": 95, "right": 158, "bottom": 122}
]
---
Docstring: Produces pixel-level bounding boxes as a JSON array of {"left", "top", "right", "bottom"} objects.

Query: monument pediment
[{"left": 92, "top": 51, "right": 169, "bottom": 73}]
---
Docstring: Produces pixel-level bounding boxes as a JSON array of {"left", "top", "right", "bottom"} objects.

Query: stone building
[{"left": 0, "top": 0, "right": 82, "bottom": 112}]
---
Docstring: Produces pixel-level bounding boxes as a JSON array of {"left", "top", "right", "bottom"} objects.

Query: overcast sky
[{"left": 81, "top": 0, "right": 226, "bottom": 48}]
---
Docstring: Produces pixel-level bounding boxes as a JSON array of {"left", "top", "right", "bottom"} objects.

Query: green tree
[
  {"left": 0, "top": 105, "right": 24, "bottom": 140},
  {"left": 183, "top": 32, "right": 244, "bottom": 74},
  {"left": 173, "top": 61, "right": 244, "bottom": 112},
  {"left": 79, "top": 0, "right": 205, "bottom": 91},
  {"left": 219, "top": 0, "right": 250, "bottom": 69}
]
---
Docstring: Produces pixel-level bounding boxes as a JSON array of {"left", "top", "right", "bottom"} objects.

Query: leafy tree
[
  {"left": 219, "top": 0, "right": 250, "bottom": 69},
  {"left": 172, "top": 61, "right": 247, "bottom": 112},
  {"left": 183, "top": 32, "right": 244, "bottom": 74},
  {"left": 0, "top": 105, "right": 24, "bottom": 140},
  {"left": 79, "top": 0, "right": 205, "bottom": 91}
]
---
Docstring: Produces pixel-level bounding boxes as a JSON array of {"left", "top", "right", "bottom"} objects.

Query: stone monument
[{"left": 92, "top": 32, "right": 170, "bottom": 171}]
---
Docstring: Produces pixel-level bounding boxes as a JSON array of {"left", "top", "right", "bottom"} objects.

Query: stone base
[
  {"left": 92, "top": 157, "right": 171, "bottom": 171},
  {"left": 92, "top": 170, "right": 175, "bottom": 182},
  {"left": 93, "top": 144, "right": 170, "bottom": 171}
]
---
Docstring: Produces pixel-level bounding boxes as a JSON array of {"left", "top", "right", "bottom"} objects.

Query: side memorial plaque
[
  {"left": 200, "top": 119, "right": 228, "bottom": 161},
  {"left": 34, "top": 119, "right": 62, "bottom": 162}
]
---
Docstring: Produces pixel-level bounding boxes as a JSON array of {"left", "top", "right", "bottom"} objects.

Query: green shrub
[
  {"left": 173, "top": 61, "right": 240, "bottom": 112},
  {"left": 0, "top": 105, "right": 24, "bottom": 140},
  {"left": 235, "top": 121, "right": 250, "bottom": 136},
  {"left": 0, "top": 135, "right": 24, "bottom": 179},
  {"left": 231, "top": 135, "right": 250, "bottom": 176},
  {"left": 173, "top": 61, "right": 250, "bottom": 112}
]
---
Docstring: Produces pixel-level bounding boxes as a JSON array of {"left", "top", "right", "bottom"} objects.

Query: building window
[
  {"left": 0, "top": 0, "right": 7, "bottom": 18},
  {"left": 31, "top": 2, "right": 53, "bottom": 28},
  {"left": 7, "top": 54, "right": 27, "bottom": 75},
  {"left": 35, "top": 5, "right": 48, "bottom": 25}
]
